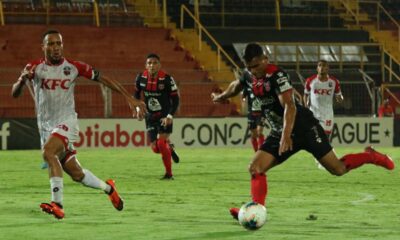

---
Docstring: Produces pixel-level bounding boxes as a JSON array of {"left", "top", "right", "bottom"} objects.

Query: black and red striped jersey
[{"left": 134, "top": 70, "right": 179, "bottom": 118}]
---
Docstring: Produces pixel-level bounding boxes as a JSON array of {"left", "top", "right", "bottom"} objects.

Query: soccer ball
[{"left": 238, "top": 201, "right": 267, "bottom": 230}]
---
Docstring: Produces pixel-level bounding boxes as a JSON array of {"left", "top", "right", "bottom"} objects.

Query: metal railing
[
  {"left": 255, "top": 42, "right": 381, "bottom": 72},
  {"left": 180, "top": 4, "right": 240, "bottom": 73},
  {"left": 341, "top": 0, "right": 400, "bottom": 51}
]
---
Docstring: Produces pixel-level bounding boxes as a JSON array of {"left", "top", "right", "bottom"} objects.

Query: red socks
[
  {"left": 157, "top": 139, "right": 172, "bottom": 176},
  {"left": 251, "top": 137, "right": 258, "bottom": 152},
  {"left": 340, "top": 152, "right": 374, "bottom": 171},
  {"left": 151, "top": 144, "right": 160, "bottom": 153},
  {"left": 251, "top": 173, "right": 267, "bottom": 206}
]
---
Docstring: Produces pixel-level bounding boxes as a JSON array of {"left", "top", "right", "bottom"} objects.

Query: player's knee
[
  {"left": 70, "top": 172, "right": 84, "bottom": 182},
  {"left": 150, "top": 142, "right": 159, "bottom": 153},
  {"left": 328, "top": 165, "right": 347, "bottom": 176},
  {"left": 42, "top": 148, "right": 55, "bottom": 162},
  {"left": 248, "top": 161, "right": 264, "bottom": 175}
]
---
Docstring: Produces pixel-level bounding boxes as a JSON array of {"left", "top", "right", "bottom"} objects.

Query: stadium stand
[{"left": 0, "top": 24, "right": 230, "bottom": 118}]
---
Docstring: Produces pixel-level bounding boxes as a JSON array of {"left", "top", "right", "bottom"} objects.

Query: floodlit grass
[{"left": 0, "top": 147, "right": 399, "bottom": 240}]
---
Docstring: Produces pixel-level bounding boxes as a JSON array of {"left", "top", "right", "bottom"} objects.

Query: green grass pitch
[{"left": 0, "top": 147, "right": 399, "bottom": 240}]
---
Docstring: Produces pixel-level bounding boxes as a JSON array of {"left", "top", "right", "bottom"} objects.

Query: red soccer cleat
[
  {"left": 365, "top": 146, "right": 395, "bottom": 170},
  {"left": 229, "top": 207, "right": 239, "bottom": 220},
  {"left": 106, "top": 179, "right": 124, "bottom": 211},
  {"left": 40, "top": 202, "right": 64, "bottom": 219}
]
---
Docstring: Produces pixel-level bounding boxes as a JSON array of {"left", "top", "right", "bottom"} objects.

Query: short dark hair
[
  {"left": 318, "top": 59, "right": 328, "bottom": 64},
  {"left": 146, "top": 53, "right": 160, "bottom": 61},
  {"left": 42, "top": 29, "right": 61, "bottom": 41},
  {"left": 243, "top": 43, "right": 264, "bottom": 63}
]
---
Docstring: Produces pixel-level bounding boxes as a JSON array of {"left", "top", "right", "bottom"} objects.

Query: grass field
[{"left": 0, "top": 147, "right": 399, "bottom": 240}]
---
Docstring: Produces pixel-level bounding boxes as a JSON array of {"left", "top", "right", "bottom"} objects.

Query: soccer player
[
  {"left": 242, "top": 87, "right": 265, "bottom": 152},
  {"left": 211, "top": 43, "right": 394, "bottom": 221},
  {"left": 303, "top": 60, "right": 343, "bottom": 169},
  {"left": 303, "top": 60, "right": 343, "bottom": 139},
  {"left": 11, "top": 30, "right": 147, "bottom": 219},
  {"left": 134, "top": 53, "right": 180, "bottom": 180}
]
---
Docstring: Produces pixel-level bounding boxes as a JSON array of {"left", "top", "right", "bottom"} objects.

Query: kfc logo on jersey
[
  {"left": 40, "top": 79, "right": 71, "bottom": 90},
  {"left": 314, "top": 89, "right": 332, "bottom": 95},
  {"left": 63, "top": 66, "right": 71, "bottom": 76}
]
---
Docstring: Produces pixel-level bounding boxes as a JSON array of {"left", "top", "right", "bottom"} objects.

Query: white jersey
[
  {"left": 304, "top": 74, "right": 342, "bottom": 133},
  {"left": 25, "top": 58, "right": 97, "bottom": 134}
]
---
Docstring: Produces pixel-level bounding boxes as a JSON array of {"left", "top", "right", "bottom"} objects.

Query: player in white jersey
[
  {"left": 303, "top": 60, "right": 343, "bottom": 169},
  {"left": 12, "top": 30, "right": 147, "bottom": 219},
  {"left": 304, "top": 60, "right": 343, "bottom": 136}
]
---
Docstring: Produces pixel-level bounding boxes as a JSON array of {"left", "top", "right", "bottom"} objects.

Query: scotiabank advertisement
[{"left": 0, "top": 117, "right": 396, "bottom": 150}]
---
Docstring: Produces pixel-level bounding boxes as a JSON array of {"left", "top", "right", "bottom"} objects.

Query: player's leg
[
  {"left": 39, "top": 131, "right": 50, "bottom": 169},
  {"left": 158, "top": 133, "right": 173, "bottom": 179},
  {"left": 256, "top": 124, "right": 265, "bottom": 149},
  {"left": 168, "top": 141, "right": 180, "bottom": 163},
  {"left": 39, "top": 134, "right": 66, "bottom": 219},
  {"left": 248, "top": 150, "right": 280, "bottom": 205},
  {"left": 164, "top": 121, "right": 179, "bottom": 163},
  {"left": 309, "top": 124, "right": 394, "bottom": 174},
  {"left": 248, "top": 113, "right": 259, "bottom": 152},
  {"left": 62, "top": 155, "right": 124, "bottom": 211},
  {"left": 314, "top": 119, "right": 333, "bottom": 170},
  {"left": 230, "top": 136, "right": 284, "bottom": 220},
  {"left": 250, "top": 128, "right": 258, "bottom": 152},
  {"left": 147, "top": 120, "right": 160, "bottom": 154}
]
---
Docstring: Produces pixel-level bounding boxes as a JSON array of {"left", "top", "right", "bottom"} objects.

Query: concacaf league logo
[
  {"left": 63, "top": 66, "right": 71, "bottom": 76},
  {"left": 158, "top": 84, "right": 165, "bottom": 90}
]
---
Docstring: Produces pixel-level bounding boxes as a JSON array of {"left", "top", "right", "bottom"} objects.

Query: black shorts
[
  {"left": 145, "top": 118, "right": 173, "bottom": 142},
  {"left": 260, "top": 123, "right": 332, "bottom": 163},
  {"left": 248, "top": 112, "right": 264, "bottom": 130}
]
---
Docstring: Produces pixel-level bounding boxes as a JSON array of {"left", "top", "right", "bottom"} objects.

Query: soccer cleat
[
  {"left": 169, "top": 143, "right": 180, "bottom": 163},
  {"left": 229, "top": 207, "right": 239, "bottom": 220},
  {"left": 160, "top": 173, "right": 174, "bottom": 180},
  {"left": 40, "top": 202, "right": 64, "bottom": 219},
  {"left": 41, "top": 162, "right": 48, "bottom": 169},
  {"left": 365, "top": 146, "right": 395, "bottom": 170},
  {"left": 105, "top": 179, "right": 124, "bottom": 211}
]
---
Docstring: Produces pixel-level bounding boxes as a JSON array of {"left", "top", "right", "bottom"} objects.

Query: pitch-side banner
[
  {"left": 0, "top": 117, "right": 394, "bottom": 150},
  {"left": 75, "top": 117, "right": 394, "bottom": 148}
]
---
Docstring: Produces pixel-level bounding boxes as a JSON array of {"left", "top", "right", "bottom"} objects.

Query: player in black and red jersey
[
  {"left": 242, "top": 86, "right": 265, "bottom": 152},
  {"left": 211, "top": 43, "right": 394, "bottom": 221},
  {"left": 134, "top": 53, "right": 180, "bottom": 180}
]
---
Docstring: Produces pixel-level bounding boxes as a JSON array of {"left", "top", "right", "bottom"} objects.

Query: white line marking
[{"left": 350, "top": 192, "right": 375, "bottom": 205}]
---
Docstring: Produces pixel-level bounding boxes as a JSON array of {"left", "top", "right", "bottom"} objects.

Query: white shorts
[
  {"left": 39, "top": 118, "right": 79, "bottom": 162},
  {"left": 318, "top": 118, "right": 334, "bottom": 134}
]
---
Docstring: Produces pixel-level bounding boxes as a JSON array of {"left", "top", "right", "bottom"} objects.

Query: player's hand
[
  {"left": 19, "top": 64, "right": 36, "bottom": 82},
  {"left": 211, "top": 92, "right": 224, "bottom": 103},
  {"left": 160, "top": 117, "right": 172, "bottom": 126},
  {"left": 128, "top": 97, "right": 146, "bottom": 120},
  {"left": 278, "top": 134, "right": 293, "bottom": 156}
]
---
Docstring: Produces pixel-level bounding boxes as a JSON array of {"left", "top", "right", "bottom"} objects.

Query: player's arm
[
  {"left": 335, "top": 94, "right": 344, "bottom": 103},
  {"left": 278, "top": 89, "right": 296, "bottom": 156},
  {"left": 12, "top": 65, "right": 36, "bottom": 98},
  {"left": 133, "top": 74, "right": 142, "bottom": 100},
  {"left": 162, "top": 76, "right": 180, "bottom": 126},
  {"left": 303, "top": 93, "right": 310, "bottom": 107},
  {"left": 293, "top": 88, "right": 303, "bottom": 105},
  {"left": 334, "top": 79, "right": 343, "bottom": 103},
  {"left": 97, "top": 74, "right": 147, "bottom": 119},
  {"left": 211, "top": 79, "right": 243, "bottom": 103}
]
